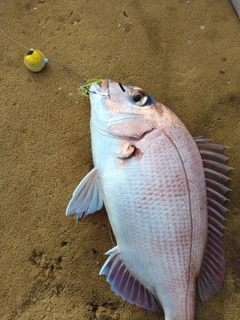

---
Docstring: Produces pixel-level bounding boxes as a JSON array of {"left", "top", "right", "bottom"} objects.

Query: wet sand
[{"left": 1, "top": 1, "right": 239, "bottom": 319}]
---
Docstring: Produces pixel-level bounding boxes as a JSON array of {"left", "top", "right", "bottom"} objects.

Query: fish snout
[{"left": 101, "top": 79, "right": 109, "bottom": 91}]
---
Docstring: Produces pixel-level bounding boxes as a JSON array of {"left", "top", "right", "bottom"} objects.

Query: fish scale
[{"left": 66, "top": 80, "right": 231, "bottom": 320}]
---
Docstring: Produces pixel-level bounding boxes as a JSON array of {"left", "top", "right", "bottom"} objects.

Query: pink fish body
[{"left": 67, "top": 80, "right": 230, "bottom": 320}]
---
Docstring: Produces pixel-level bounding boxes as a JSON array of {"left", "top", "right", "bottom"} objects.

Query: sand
[{"left": 1, "top": 1, "right": 239, "bottom": 319}]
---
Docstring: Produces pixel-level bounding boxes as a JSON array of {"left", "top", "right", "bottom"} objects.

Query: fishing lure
[
  {"left": 24, "top": 48, "right": 48, "bottom": 72},
  {"left": 1, "top": 29, "right": 85, "bottom": 80}
]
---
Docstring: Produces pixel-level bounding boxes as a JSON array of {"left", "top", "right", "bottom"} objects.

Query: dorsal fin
[
  {"left": 100, "top": 246, "right": 162, "bottom": 312},
  {"left": 194, "top": 137, "right": 232, "bottom": 302}
]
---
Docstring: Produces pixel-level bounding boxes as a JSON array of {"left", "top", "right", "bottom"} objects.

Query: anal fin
[
  {"left": 195, "top": 137, "right": 232, "bottom": 302},
  {"left": 100, "top": 246, "right": 162, "bottom": 312},
  {"left": 66, "top": 168, "right": 103, "bottom": 220}
]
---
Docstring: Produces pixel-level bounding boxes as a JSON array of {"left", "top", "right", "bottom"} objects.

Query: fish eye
[{"left": 130, "top": 90, "right": 150, "bottom": 107}]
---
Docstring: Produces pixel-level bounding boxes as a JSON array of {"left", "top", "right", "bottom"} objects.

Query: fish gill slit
[{"left": 165, "top": 133, "right": 193, "bottom": 319}]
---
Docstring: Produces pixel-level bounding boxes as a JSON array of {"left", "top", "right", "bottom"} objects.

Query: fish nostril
[{"left": 119, "top": 83, "right": 125, "bottom": 92}]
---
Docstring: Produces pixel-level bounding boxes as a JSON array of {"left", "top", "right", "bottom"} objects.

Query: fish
[{"left": 66, "top": 80, "right": 231, "bottom": 320}]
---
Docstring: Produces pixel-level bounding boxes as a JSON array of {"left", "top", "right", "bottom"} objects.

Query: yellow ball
[{"left": 24, "top": 48, "right": 48, "bottom": 72}]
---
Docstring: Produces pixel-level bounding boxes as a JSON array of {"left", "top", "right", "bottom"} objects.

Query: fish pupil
[{"left": 132, "top": 93, "right": 142, "bottom": 102}]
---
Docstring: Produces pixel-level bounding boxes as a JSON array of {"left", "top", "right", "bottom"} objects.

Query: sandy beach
[{"left": 1, "top": 1, "right": 239, "bottom": 319}]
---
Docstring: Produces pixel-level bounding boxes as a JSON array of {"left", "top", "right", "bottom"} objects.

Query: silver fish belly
[{"left": 66, "top": 80, "right": 231, "bottom": 320}]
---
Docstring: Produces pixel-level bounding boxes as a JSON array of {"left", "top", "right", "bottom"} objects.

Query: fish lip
[{"left": 88, "top": 82, "right": 100, "bottom": 94}]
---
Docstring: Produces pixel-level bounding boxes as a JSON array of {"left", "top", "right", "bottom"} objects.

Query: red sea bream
[{"left": 66, "top": 80, "right": 231, "bottom": 320}]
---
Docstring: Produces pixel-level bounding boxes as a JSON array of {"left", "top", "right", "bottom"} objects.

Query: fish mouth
[{"left": 79, "top": 79, "right": 109, "bottom": 97}]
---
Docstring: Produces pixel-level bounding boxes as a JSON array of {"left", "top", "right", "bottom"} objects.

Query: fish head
[{"left": 89, "top": 80, "right": 173, "bottom": 139}]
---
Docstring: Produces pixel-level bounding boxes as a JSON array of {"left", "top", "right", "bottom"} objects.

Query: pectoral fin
[
  {"left": 100, "top": 246, "right": 162, "bottom": 312},
  {"left": 117, "top": 143, "right": 143, "bottom": 160},
  {"left": 66, "top": 168, "right": 103, "bottom": 220}
]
